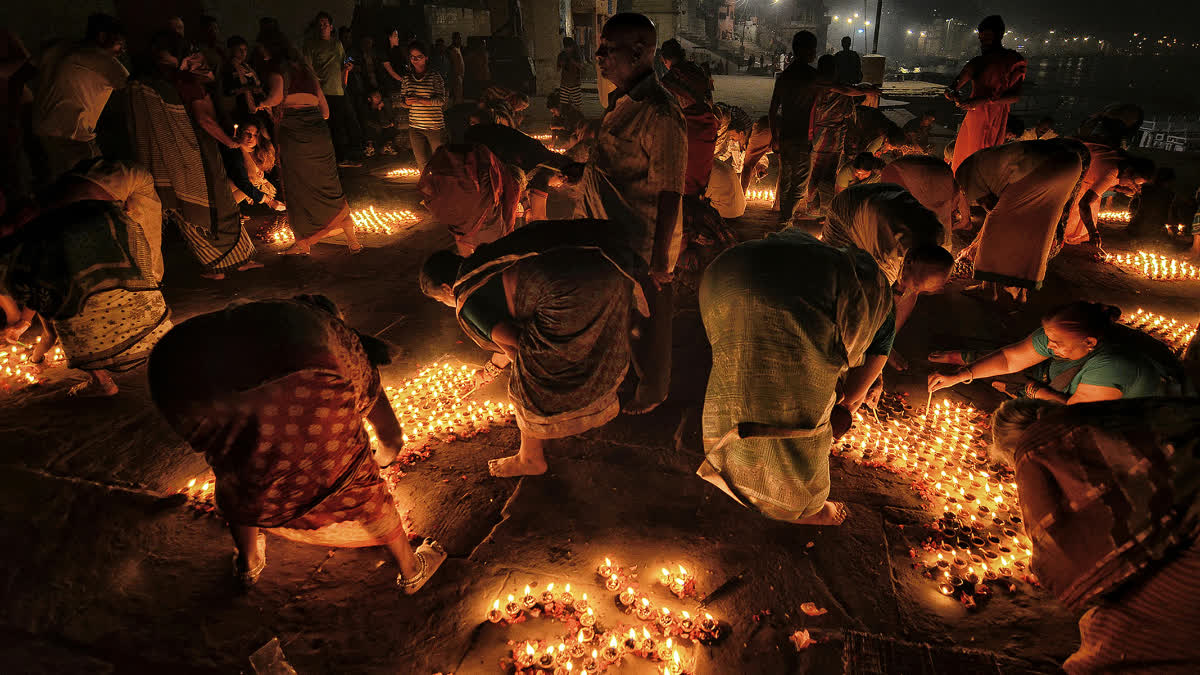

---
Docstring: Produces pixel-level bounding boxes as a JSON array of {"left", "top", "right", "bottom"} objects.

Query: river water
[{"left": 915, "top": 53, "right": 1200, "bottom": 132}]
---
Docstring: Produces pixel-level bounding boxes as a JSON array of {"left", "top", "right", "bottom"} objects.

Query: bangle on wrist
[{"left": 959, "top": 366, "right": 974, "bottom": 384}]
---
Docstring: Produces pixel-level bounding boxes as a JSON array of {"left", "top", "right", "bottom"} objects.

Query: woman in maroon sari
[
  {"left": 946, "top": 15, "right": 1026, "bottom": 174},
  {"left": 991, "top": 398, "right": 1200, "bottom": 674},
  {"left": 148, "top": 296, "right": 446, "bottom": 592}
]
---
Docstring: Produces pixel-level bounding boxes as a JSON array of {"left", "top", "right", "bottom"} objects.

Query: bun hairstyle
[
  {"left": 1041, "top": 301, "right": 1121, "bottom": 340},
  {"left": 989, "top": 398, "right": 1062, "bottom": 466}
]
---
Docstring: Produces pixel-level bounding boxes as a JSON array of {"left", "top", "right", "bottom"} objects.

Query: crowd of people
[{"left": 2, "top": 10, "right": 1199, "bottom": 671}]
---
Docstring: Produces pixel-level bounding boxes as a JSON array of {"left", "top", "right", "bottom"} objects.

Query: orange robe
[{"left": 949, "top": 48, "right": 1026, "bottom": 174}]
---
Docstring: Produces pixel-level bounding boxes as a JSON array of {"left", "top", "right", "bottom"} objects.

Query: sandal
[
  {"left": 233, "top": 532, "right": 267, "bottom": 587},
  {"left": 396, "top": 538, "right": 447, "bottom": 595}
]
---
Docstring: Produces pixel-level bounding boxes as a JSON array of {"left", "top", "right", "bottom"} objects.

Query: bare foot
[
  {"left": 3, "top": 320, "right": 31, "bottom": 344},
  {"left": 487, "top": 454, "right": 548, "bottom": 477},
  {"left": 279, "top": 242, "right": 311, "bottom": 256},
  {"left": 68, "top": 376, "right": 119, "bottom": 397},
  {"left": 928, "top": 351, "right": 966, "bottom": 366},
  {"left": 622, "top": 389, "right": 663, "bottom": 415},
  {"left": 199, "top": 271, "right": 226, "bottom": 280},
  {"left": 793, "top": 501, "right": 848, "bottom": 526},
  {"left": 236, "top": 260, "right": 265, "bottom": 271}
]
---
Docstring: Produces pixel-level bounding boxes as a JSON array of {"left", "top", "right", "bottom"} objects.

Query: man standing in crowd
[
  {"left": 576, "top": 13, "right": 686, "bottom": 415},
  {"left": 833, "top": 36, "right": 862, "bottom": 85},
  {"left": 303, "top": 11, "right": 362, "bottom": 167},
  {"left": 448, "top": 32, "right": 465, "bottom": 104},
  {"left": 769, "top": 31, "right": 820, "bottom": 226},
  {"left": 32, "top": 14, "right": 128, "bottom": 179}
]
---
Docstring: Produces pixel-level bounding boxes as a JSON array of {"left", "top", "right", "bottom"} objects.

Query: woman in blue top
[{"left": 928, "top": 302, "right": 1185, "bottom": 403}]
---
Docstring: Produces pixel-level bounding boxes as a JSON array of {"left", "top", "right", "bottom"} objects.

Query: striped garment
[
  {"left": 560, "top": 84, "right": 583, "bottom": 110},
  {"left": 399, "top": 72, "right": 447, "bottom": 131},
  {"left": 125, "top": 80, "right": 210, "bottom": 207}
]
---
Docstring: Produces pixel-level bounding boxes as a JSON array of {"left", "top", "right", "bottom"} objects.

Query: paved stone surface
[{"left": 2, "top": 86, "right": 1197, "bottom": 674}]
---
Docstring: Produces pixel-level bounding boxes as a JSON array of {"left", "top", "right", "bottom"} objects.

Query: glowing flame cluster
[
  {"left": 179, "top": 476, "right": 215, "bottom": 500},
  {"left": 1164, "top": 223, "right": 1190, "bottom": 237},
  {"left": 1105, "top": 250, "right": 1199, "bottom": 280},
  {"left": 385, "top": 167, "right": 421, "bottom": 179},
  {"left": 1120, "top": 308, "right": 1197, "bottom": 355},
  {"left": 659, "top": 564, "right": 692, "bottom": 597},
  {"left": 836, "top": 399, "right": 1035, "bottom": 601},
  {"left": 349, "top": 205, "right": 420, "bottom": 235},
  {"left": 256, "top": 219, "right": 295, "bottom": 247},
  {"left": 530, "top": 133, "right": 554, "bottom": 142},
  {"left": 0, "top": 339, "right": 65, "bottom": 390},
  {"left": 498, "top": 565, "right": 710, "bottom": 673},
  {"left": 746, "top": 189, "right": 776, "bottom": 203},
  {"left": 377, "top": 363, "right": 514, "bottom": 447},
  {"left": 1097, "top": 210, "right": 1131, "bottom": 224}
]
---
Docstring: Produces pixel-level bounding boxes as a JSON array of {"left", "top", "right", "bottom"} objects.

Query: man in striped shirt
[{"left": 575, "top": 12, "right": 686, "bottom": 414}]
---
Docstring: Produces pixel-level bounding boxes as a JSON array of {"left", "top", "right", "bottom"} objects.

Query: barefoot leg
[
  {"left": 300, "top": 202, "right": 353, "bottom": 247},
  {"left": 488, "top": 434, "right": 549, "bottom": 477},
  {"left": 30, "top": 316, "right": 56, "bottom": 363},
  {"left": 230, "top": 524, "right": 263, "bottom": 571},
  {"left": 92, "top": 370, "right": 119, "bottom": 396},
  {"left": 792, "top": 501, "right": 848, "bottom": 526},
  {"left": 341, "top": 210, "right": 362, "bottom": 251}
]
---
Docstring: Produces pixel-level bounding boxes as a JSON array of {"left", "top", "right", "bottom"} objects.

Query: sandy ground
[{"left": 2, "top": 78, "right": 1198, "bottom": 674}]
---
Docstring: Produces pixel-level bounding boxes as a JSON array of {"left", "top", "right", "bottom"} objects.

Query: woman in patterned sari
[
  {"left": 990, "top": 398, "right": 1200, "bottom": 674},
  {"left": 148, "top": 296, "right": 446, "bottom": 591},
  {"left": 125, "top": 31, "right": 260, "bottom": 280},
  {"left": 0, "top": 191, "right": 170, "bottom": 396},
  {"left": 420, "top": 219, "right": 647, "bottom": 478}
]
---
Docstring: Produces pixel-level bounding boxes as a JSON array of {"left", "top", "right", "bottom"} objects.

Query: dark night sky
[{"left": 830, "top": 1, "right": 1200, "bottom": 41}]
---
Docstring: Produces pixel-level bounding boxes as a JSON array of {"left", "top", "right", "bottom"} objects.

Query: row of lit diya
[
  {"left": 1096, "top": 210, "right": 1131, "bottom": 224},
  {"left": 253, "top": 206, "right": 422, "bottom": 247},
  {"left": 0, "top": 339, "right": 65, "bottom": 391},
  {"left": 1105, "top": 250, "right": 1199, "bottom": 280},
  {"left": 349, "top": 205, "right": 421, "bottom": 235},
  {"left": 385, "top": 167, "right": 421, "bottom": 179},
  {"left": 486, "top": 559, "right": 722, "bottom": 673},
  {"left": 835, "top": 398, "right": 1037, "bottom": 608},
  {"left": 746, "top": 189, "right": 776, "bottom": 203},
  {"left": 380, "top": 363, "right": 516, "bottom": 448},
  {"left": 1120, "top": 308, "right": 1197, "bottom": 354}
]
